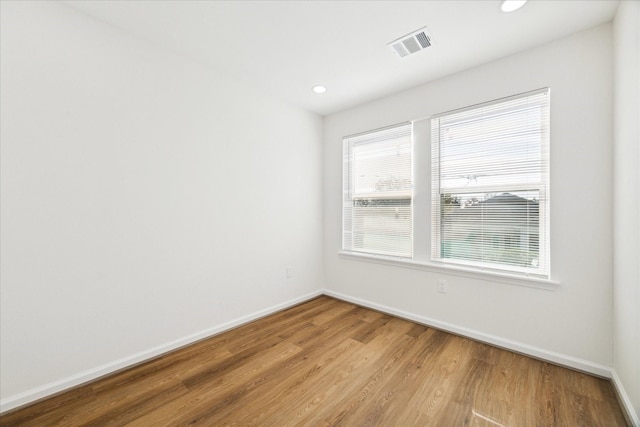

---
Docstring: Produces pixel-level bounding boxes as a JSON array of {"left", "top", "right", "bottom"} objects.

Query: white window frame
[
  {"left": 431, "top": 88, "right": 550, "bottom": 278},
  {"left": 342, "top": 122, "right": 413, "bottom": 258}
]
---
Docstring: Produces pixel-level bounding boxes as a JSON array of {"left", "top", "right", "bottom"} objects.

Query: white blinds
[
  {"left": 431, "top": 89, "right": 550, "bottom": 275},
  {"left": 343, "top": 123, "right": 413, "bottom": 258}
]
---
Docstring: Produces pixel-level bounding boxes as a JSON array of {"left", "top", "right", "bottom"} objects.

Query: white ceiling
[{"left": 62, "top": 0, "right": 619, "bottom": 116}]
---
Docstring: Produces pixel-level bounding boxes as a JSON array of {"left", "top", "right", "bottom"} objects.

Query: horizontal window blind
[
  {"left": 343, "top": 123, "right": 413, "bottom": 258},
  {"left": 431, "top": 89, "right": 550, "bottom": 275}
]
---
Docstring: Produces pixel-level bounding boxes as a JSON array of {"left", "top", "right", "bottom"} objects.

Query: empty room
[{"left": 1, "top": 0, "right": 638, "bottom": 425}]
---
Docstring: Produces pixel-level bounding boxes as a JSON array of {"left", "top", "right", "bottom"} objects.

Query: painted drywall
[
  {"left": 613, "top": 0, "right": 640, "bottom": 421},
  {"left": 0, "top": 0, "right": 322, "bottom": 407},
  {"left": 324, "top": 24, "right": 614, "bottom": 367}
]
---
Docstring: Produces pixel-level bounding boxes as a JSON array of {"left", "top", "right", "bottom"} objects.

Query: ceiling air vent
[{"left": 388, "top": 27, "right": 433, "bottom": 58}]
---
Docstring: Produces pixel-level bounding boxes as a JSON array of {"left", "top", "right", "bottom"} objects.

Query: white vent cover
[{"left": 388, "top": 27, "right": 433, "bottom": 58}]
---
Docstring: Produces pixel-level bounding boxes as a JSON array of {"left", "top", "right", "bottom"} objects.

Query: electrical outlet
[
  {"left": 286, "top": 267, "right": 293, "bottom": 279},
  {"left": 437, "top": 279, "right": 448, "bottom": 293}
]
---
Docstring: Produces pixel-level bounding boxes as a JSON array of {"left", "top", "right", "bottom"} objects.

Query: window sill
[{"left": 338, "top": 251, "right": 559, "bottom": 291}]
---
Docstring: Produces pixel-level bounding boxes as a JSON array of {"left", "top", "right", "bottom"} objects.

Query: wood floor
[{"left": 0, "top": 296, "right": 629, "bottom": 426}]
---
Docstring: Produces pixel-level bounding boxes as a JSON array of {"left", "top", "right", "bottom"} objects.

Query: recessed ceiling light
[
  {"left": 499, "top": 0, "right": 527, "bottom": 13},
  {"left": 312, "top": 85, "right": 327, "bottom": 94}
]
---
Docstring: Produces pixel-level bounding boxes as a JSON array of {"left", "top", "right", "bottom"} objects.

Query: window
[
  {"left": 343, "top": 123, "right": 413, "bottom": 258},
  {"left": 431, "top": 89, "right": 550, "bottom": 276},
  {"left": 340, "top": 89, "right": 551, "bottom": 283}
]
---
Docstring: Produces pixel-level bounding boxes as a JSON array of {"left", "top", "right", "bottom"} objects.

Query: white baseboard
[
  {"left": 322, "top": 289, "right": 612, "bottom": 377},
  {"left": 0, "top": 290, "right": 323, "bottom": 414},
  {"left": 611, "top": 369, "right": 640, "bottom": 427}
]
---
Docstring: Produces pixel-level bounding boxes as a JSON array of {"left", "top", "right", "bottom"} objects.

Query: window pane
[
  {"left": 440, "top": 191, "right": 540, "bottom": 268},
  {"left": 352, "top": 141, "right": 411, "bottom": 197},
  {"left": 439, "top": 96, "right": 546, "bottom": 190},
  {"left": 351, "top": 199, "right": 412, "bottom": 257}
]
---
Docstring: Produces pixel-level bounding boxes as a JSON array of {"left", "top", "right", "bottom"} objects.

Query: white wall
[
  {"left": 613, "top": 0, "right": 640, "bottom": 422},
  {"left": 324, "top": 25, "right": 614, "bottom": 369},
  {"left": 0, "top": 0, "right": 322, "bottom": 409}
]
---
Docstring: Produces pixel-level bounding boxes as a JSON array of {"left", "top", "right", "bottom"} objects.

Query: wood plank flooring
[{"left": 0, "top": 296, "right": 629, "bottom": 426}]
